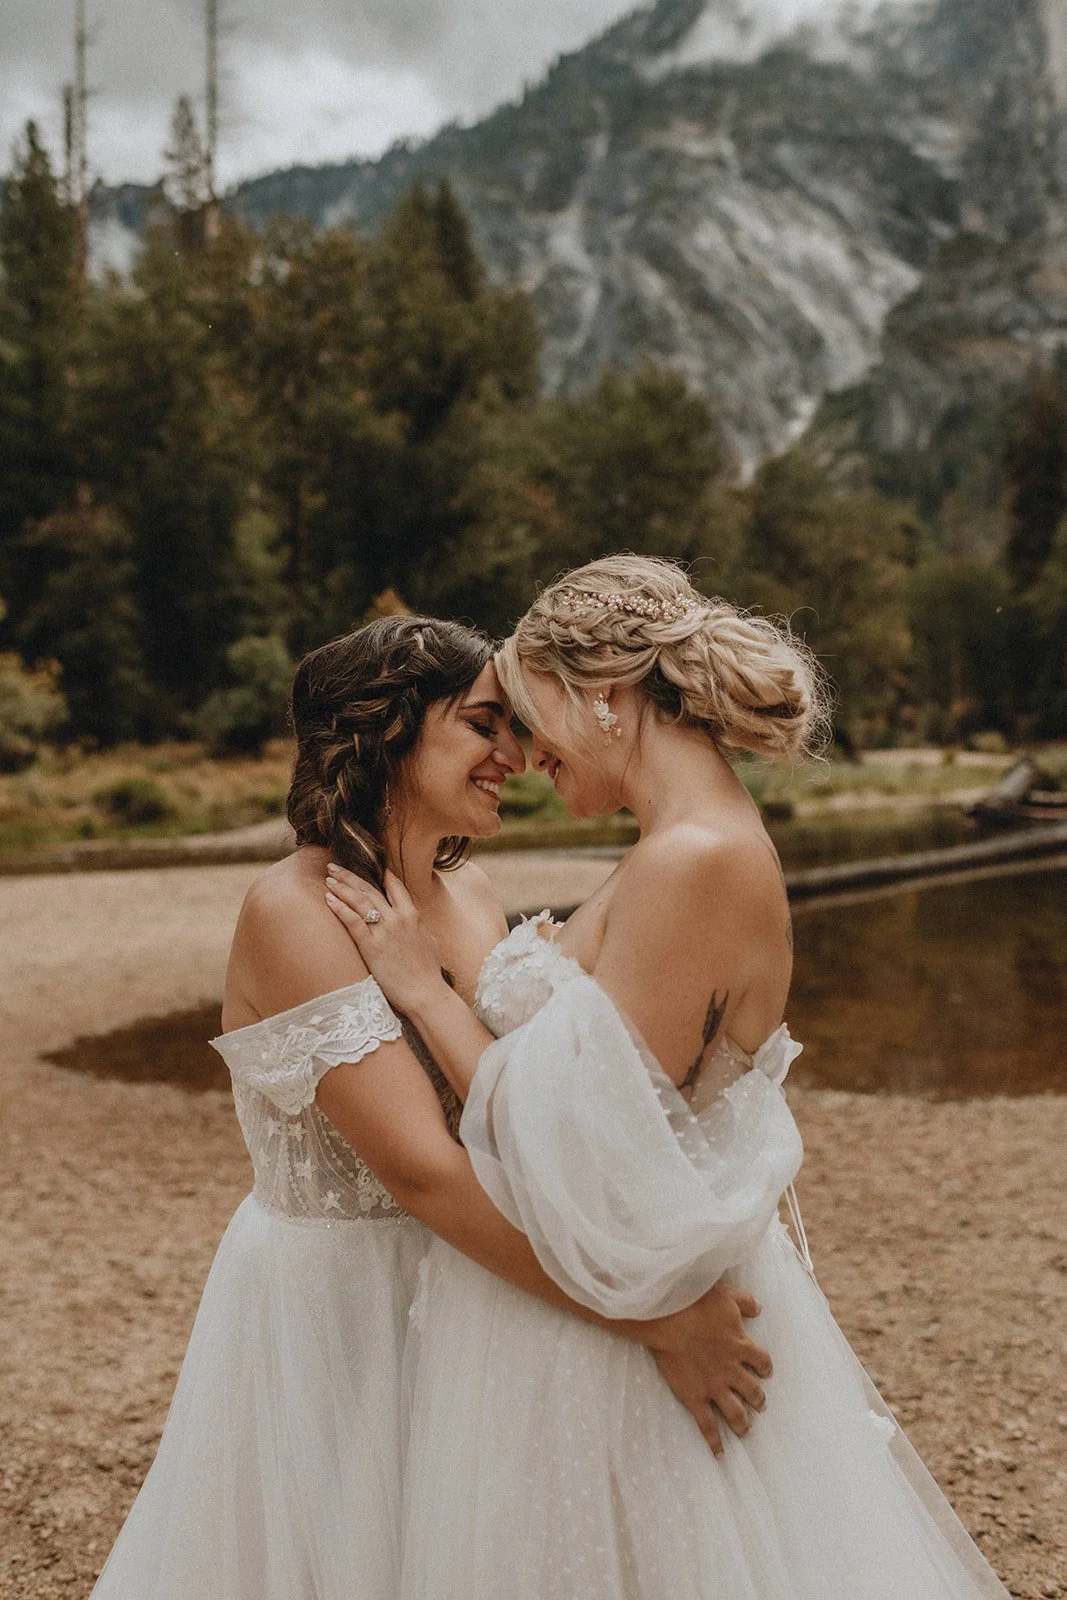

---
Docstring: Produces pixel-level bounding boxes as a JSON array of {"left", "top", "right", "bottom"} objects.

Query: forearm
[
  {"left": 398, "top": 1148, "right": 673, "bottom": 1351},
  {"left": 405, "top": 979, "right": 496, "bottom": 1101}
]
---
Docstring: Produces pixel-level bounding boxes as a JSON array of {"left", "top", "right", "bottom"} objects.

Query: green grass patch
[
  {"left": 0, "top": 739, "right": 292, "bottom": 854},
  {"left": 2, "top": 739, "right": 1062, "bottom": 858}
]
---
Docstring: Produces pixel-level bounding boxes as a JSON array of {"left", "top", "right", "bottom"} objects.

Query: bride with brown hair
[
  {"left": 325, "top": 556, "right": 1011, "bottom": 1599},
  {"left": 86, "top": 612, "right": 770, "bottom": 1600}
]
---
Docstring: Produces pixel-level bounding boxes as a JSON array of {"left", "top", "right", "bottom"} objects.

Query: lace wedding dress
[
  {"left": 89, "top": 979, "right": 458, "bottom": 1600},
  {"left": 400, "top": 917, "right": 1011, "bottom": 1600}
]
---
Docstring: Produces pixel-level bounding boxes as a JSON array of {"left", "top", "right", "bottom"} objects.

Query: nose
[
  {"left": 532, "top": 741, "right": 552, "bottom": 773},
  {"left": 493, "top": 725, "right": 526, "bottom": 776}
]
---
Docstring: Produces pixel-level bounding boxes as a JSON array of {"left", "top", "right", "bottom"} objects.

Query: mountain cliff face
[
  {"left": 845, "top": 0, "right": 1067, "bottom": 463},
  {"left": 90, "top": 0, "right": 1067, "bottom": 473}
]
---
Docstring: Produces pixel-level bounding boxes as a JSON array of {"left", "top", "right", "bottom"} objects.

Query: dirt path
[{"left": 1, "top": 863, "right": 1064, "bottom": 1598}]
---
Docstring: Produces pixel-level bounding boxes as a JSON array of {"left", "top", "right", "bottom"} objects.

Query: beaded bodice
[
  {"left": 475, "top": 913, "right": 801, "bottom": 1093},
  {"left": 211, "top": 979, "right": 461, "bottom": 1223},
  {"left": 475, "top": 912, "right": 581, "bottom": 1036}
]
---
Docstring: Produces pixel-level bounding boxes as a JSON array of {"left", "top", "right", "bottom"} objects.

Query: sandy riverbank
[{"left": 1, "top": 862, "right": 1064, "bottom": 1598}]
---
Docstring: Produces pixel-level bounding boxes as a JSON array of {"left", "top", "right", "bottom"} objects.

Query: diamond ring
[{"left": 364, "top": 909, "right": 383, "bottom": 926}]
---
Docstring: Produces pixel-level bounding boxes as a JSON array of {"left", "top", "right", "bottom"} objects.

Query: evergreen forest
[{"left": 2, "top": 117, "right": 1067, "bottom": 766}]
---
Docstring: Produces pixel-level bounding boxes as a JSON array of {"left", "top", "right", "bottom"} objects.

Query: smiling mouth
[{"left": 471, "top": 777, "right": 503, "bottom": 803}]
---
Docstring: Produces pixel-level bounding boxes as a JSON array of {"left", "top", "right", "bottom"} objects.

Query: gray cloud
[{"left": 0, "top": 0, "right": 638, "bottom": 186}]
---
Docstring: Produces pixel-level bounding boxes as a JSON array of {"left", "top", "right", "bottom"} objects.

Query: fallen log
[
  {"left": 966, "top": 758, "right": 1060, "bottom": 827},
  {"left": 1023, "top": 789, "right": 1067, "bottom": 810},
  {"left": 509, "top": 821, "right": 1067, "bottom": 924}
]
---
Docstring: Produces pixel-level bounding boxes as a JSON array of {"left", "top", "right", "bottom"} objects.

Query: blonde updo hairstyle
[{"left": 498, "top": 555, "right": 831, "bottom": 762}]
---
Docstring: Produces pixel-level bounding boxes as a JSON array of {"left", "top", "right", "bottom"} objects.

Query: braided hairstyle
[
  {"left": 287, "top": 615, "right": 495, "bottom": 887},
  {"left": 498, "top": 555, "right": 831, "bottom": 761}
]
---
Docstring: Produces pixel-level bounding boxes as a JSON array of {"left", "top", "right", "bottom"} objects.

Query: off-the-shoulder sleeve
[
  {"left": 211, "top": 978, "right": 403, "bottom": 1116},
  {"left": 460, "top": 974, "right": 804, "bottom": 1319}
]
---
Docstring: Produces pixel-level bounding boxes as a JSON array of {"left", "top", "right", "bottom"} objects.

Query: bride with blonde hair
[
  {"left": 326, "top": 555, "right": 1011, "bottom": 1599},
  {"left": 88, "top": 609, "right": 768, "bottom": 1600}
]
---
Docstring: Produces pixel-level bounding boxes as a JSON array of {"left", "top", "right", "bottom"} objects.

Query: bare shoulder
[
  {"left": 237, "top": 855, "right": 327, "bottom": 946},
  {"left": 618, "top": 822, "right": 780, "bottom": 921},
  {"left": 595, "top": 821, "right": 790, "bottom": 1079},
  {"left": 226, "top": 852, "right": 371, "bottom": 1024}
]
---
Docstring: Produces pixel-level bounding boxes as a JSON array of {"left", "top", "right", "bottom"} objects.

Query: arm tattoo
[{"left": 680, "top": 989, "right": 729, "bottom": 1092}]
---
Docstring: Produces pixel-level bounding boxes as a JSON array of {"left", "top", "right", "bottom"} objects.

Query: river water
[
  {"left": 45, "top": 830, "right": 1066, "bottom": 1101},
  {"left": 767, "top": 806, "right": 977, "bottom": 871},
  {"left": 786, "top": 860, "right": 1066, "bottom": 1097}
]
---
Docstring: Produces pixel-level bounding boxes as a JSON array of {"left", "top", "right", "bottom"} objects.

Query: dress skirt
[
  {"left": 400, "top": 1222, "right": 1007, "bottom": 1600},
  {"left": 90, "top": 1196, "right": 428, "bottom": 1600},
  {"left": 401, "top": 933, "right": 1011, "bottom": 1599}
]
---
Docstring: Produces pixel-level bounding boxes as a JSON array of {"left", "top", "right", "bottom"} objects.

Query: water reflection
[
  {"left": 45, "top": 1005, "right": 226, "bottom": 1092},
  {"left": 768, "top": 807, "right": 977, "bottom": 871},
  {"left": 787, "top": 864, "right": 1067, "bottom": 1097},
  {"left": 46, "top": 863, "right": 1065, "bottom": 1100}
]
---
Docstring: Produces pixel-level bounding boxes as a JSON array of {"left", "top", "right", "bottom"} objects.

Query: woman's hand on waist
[{"left": 643, "top": 1283, "right": 772, "bottom": 1457}]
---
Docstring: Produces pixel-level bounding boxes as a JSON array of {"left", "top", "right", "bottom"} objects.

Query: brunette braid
[{"left": 287, "top": 616, "right": 495, "bottom": 888}]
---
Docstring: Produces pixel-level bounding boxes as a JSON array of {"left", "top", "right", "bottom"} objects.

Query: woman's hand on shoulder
[
  {"left": 592, "top": 825, "right": 775, "bottom": 1086},
  {"left": 325, "top": 865, "right": 450, "bottom": 1017}
]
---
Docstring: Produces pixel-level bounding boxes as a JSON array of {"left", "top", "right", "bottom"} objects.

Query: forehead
[
  {"left": 465, "top": 661, "right": 506, "bottom": 705},
  {"left": 509, "top": 666, "right": 565, "bottom": 726},
  {"left": 428, "top": 660, "right": 509, "bottom": 727}
]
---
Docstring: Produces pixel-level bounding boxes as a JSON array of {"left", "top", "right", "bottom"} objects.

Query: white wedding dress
[
  {"left": 400, "top": 916, "right": 1011, "bottom": 1600},
  {"left": 89, "top": 979, "right": 459, "bottom": 1600}
]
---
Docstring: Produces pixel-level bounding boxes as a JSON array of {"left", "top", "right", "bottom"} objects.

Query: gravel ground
[{"left": 1, "top": 864, "right": 1064, "bottom": 1599}]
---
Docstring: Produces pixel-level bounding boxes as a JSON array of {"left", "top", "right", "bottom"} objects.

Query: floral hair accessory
[{"left": 556, "top": 588, "right": 701, "bottom": 624}]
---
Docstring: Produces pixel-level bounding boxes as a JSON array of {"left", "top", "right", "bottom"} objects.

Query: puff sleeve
[{"left": 460, "top": 973, "right": 804, "bottom": 1319}]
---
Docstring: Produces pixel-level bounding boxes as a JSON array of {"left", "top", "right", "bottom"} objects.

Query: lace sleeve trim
[{"left": 211, "top": 978, "right": 403, "bottom": 1115}]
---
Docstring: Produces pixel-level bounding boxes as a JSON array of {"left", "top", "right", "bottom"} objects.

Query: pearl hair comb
[{"left": 556, "top": 588, "right": 701, "bottom": 623}]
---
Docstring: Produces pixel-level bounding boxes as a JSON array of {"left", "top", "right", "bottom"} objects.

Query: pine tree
[
  {"left": 431, "top": 179, "right": 484, "bottom": 302},
  {"left": 538, "top": 364, "right": 724, "bottom": 572},
  {"left": 163, "top": 95, "right": 211, "bottom": 251},
  {"left": 0, "top": 121, "right": 79, "bottom": 613},
  {"left": 1003, "top": 361, "right": 1067, "bottom": 592},
  {"left": 737, "top": 452, "right": 915, "bottom": 749},
  {"left": 76, "top": 228, "right": 248, "bottom": 715},
  {"left": 240, "top": 216, "right": 381, "bottom": 644},
  {"left": 164, "top": 95, "right": 208, "bottom": 207},
  {"left": 907, "top": 560, "right": 1017, "bottom": 739},
  {"left": 17, "top": 494, "right": 150, "bottom": 743},
  {"left": 281, "top": 182, "right": 541, "bottom": 630}
]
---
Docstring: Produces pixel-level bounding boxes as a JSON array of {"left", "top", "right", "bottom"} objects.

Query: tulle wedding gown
[
  {"left": 89, "top": 979, "right": 459, "bottom": 1600},
  {"left": 400, "top": 915, "right": 1011, "bottom": 1600}
]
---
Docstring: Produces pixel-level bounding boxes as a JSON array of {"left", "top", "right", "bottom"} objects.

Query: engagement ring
[{"left": 364, "top": 909, "right": 382, "bottom": 925}]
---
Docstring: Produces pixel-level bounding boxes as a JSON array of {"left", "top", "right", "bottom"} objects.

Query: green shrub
[
  {"left": 193, "top": 635, "right": 293, "bottom": 756},
  {"left": 0, "top": 653, "right": 68, "bottom": 772},
  {"left": 497, "top": 771, "right": 567, "bottom": 820},
  {"left": 965, "top": 730, "right": 1010, "bottom": 755},
  {"left": 93, "top": 775, "right": 177, "bottom": 825}
]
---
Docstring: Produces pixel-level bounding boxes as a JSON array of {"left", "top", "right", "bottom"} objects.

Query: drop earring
[
  {"left": 381, "top": 782, "right": 393, "bottom": 819},
  {"left": 592, "top": 694, "right": 621, "bottom": 740}
]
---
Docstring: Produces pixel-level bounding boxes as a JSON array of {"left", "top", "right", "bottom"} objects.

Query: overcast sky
[{"left": 1, "top": 0, "right": 644, "bottom": 188}]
